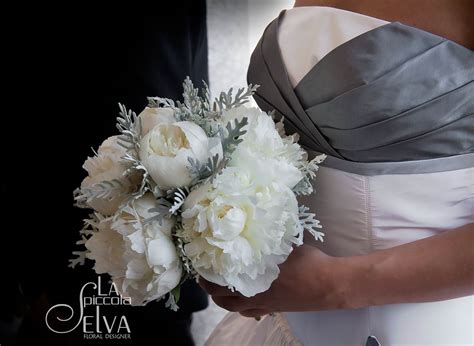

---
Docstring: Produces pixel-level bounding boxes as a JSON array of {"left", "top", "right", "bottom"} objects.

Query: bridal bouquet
[{"left": 71, "top": 78, "right": 325, "bottom": 310}]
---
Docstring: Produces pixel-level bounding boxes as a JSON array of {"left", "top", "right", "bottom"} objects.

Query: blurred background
[{"left": 207, "top": 0, "right": 294, "bottom": 99}]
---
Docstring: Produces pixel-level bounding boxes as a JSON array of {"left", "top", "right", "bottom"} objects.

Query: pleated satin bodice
[
  {"left": 248, "top": 10, "right": 474, "bottom": 163},
  {"left": 207, "top": 8, "right": 474, "bottom": 346}
]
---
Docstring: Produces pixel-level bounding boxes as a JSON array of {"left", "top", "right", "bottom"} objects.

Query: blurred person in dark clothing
[{"left": 3, "top": 2, "right": 209, "bottom": 345}]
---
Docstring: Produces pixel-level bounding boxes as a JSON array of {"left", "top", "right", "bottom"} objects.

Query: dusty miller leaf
[
  {"left": 219, "top": 117, "right": 248, "bottom": 158},
  {"left": 169, "top": 187, "right": 189, "bottom": 215},
  {"left": 187, "top": 153, "right": 222, "bottom": 184},
  {"left": 69, "top": 214, "right": 103, "bottom": 268},
  {"left": 116, "top": 103, "right": 141, "bottom": 152},
  {"left": 74, "top": 179, "right": 125, "bottom": 205},
  {"left": 214, "top": 84, "right": 259, "bottom": 111},
  {"left": 292, "top": 154, "right": 327, "bottom": 195},
  {"left": 299, "top": 205, "right": 324, "bottom": 242},
  {"left": 144, "top": 198, "right": 172, "bottom": 225}
]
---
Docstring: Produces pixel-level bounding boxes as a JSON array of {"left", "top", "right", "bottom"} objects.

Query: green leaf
[{"left": 171, "top": 285, "right": 181, "bottom": 304}]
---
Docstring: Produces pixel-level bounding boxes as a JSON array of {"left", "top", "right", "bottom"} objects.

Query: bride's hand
[
  {"left": 200, "top": 224, "right": 474, "bottom": 318},
  {"left": 198, "top": 244, "right": 353, "bottom": 318}
]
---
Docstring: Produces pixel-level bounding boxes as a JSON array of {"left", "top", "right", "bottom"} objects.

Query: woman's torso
[
  {"left": 277, "top": 6, "right": 474, "bottom": 345},
  {"left": 208, "top": 4, "right": 473, "bottom": 346},
  {"left": 287, "top": 164, "right": 473, "bottom": 345}
]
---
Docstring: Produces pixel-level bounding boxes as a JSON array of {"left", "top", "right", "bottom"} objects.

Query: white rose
[
  {"left": 139, "top": 121, "right": 211, "bottom": 190},
  {"left": 137, "top": 107, "right": 175, "bottom": 136},
  {"left": 181, "top": 167, "right": 301, "bottom": 297},
  {"left": 80, "top": 136, "right": 132, "bottom": 215},
  {"left": 86, "top": 193, "right": 182, "bottom": 305}
]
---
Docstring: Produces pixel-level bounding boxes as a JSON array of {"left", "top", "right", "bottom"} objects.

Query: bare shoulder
[{"left": 294, "top": 0, "right": 474, "bottom": 49}]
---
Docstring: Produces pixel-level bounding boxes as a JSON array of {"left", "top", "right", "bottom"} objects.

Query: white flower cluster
[
  {"left": 181, "top": 107, "right": 311, "bottom": 296},
  {"left": 85, "top": 194, "right": 180, "bottom": 305},
  {"left": 73, "top": 80, "right": 325, "bottom": 307}
]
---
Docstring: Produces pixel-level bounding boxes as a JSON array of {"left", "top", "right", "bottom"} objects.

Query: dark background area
[{"left": 2, "top": 3, "right": 210, "bottom": 345}]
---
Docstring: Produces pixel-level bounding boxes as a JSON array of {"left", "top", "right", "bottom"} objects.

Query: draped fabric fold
[
  {"left": 206, "top": 10, "right": 474, "bottom": 346},
  {"left": 248, "top": 11, "right": 474, "bottom": 163},
  {"left": 248, "top": 11, "right": 342, "bottom": 158}
]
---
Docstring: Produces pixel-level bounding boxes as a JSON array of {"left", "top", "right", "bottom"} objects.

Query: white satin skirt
[{"left": 206, "top": 162, "right": 474, "bottom": 345}]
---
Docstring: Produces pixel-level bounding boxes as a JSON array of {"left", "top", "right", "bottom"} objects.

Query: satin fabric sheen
[
  {"left": 278, "top": 7, "right": 388, "bottom": 87},
  {"left": 206, "top": 7, "right": 474, "bottom": 345}
]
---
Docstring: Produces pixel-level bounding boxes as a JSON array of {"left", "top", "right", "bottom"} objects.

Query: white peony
[
  {"left": 139, "top": 121, "right": 212, "bottom": 190},
  {"left": 137, "top": 107, "right": 175, "bottom": 136},
  {"left": 81, "top": 136, "right": 133, "bottom": 216},
  {"left": 84, "top": 218, "right": 126, "bottom": 278},
  {"left": 220, "top": 105, "right": 255, "bottom": 125},
  {"left": 181, "top": 166, "right": 302, "bottom": 297},
  {"left": 222, "top": 106, "right": 306, "bottom": 189},
  {"left": 86, "top": 193, "right": 182, "bottom": 305}
]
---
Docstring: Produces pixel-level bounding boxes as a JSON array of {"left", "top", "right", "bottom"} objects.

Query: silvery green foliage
[
  {"left": 214, "top": 84, "right": 259, "bottom": 111},
  {"left": 305, "top": 154, "right": 327, "bottom": 175},
  {"left": 73, "top": 101, "right": 149, "bottom": 270},
  {"left": 144, "top": 198, "right": 173, "bottom": 225},
  {"left": 69, "top": 213, "right": 102, "bottom": 268},
  {"left": 121, "top": 152, "right": 149, "bottom": 200},
  {"left": 182, "top": 77, "right": 205, "bottom": 115},
  {"left": 69, "top": 250, "right": 89, "bottom": 269},
  {"left": 219, "top": 117, "right": 249, "bottom": 158},
  {"left": 116, "top": 104, "right": 141, "bottom": 152},
  {"left": 148, "top": 78, "right": 258, "bottom": 137},
  {"left": 116, "top": 104, "right": 152, "bottom": 203},
  {"left": 201, "top": 81, "right": 213, "bottom": 112},
  {"left": 169, "top": 187, "right": 189, "bottom": 215},
  {"left": 292, "top": 179, "right": 313, "bottom": 196},
  {"left": 144, "top": 186, "right": 189, "bottom": 225},
  {"left": 292, "top": 154, "right": 327, "bottom": 196},
  {"left": 186, "top": 117, "right": 249, "bottom": 186},
  {"left": 187, "top": 153, "right": 223, "bottom": 185},
  {"left": 175, "top": 234, "right": 198, "bottom": 278},
  {"left": 298, "top": 205, "right": 324, "bottom": 242},
  {"left": 75, "top": 103, "right": 148, "bottom": 212},
  {"left": 73, "top": 179, "right": 125, "bottom": 208},
  {"left": 147, "top": 95, "right": 174, "bottom": 108},
  {"left": 148, "top": 77, "right": 219, "bottom": 136}
]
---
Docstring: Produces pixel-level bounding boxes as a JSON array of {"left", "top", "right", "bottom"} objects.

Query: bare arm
[
  {"left": 344, "top": 223, "right": 474, "bottom": 309},
  {"left": 200, "top": 223, "right": 474, "bottom": 316}
]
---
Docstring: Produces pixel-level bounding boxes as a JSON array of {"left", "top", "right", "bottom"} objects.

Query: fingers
[
  {"left": 198, "top": 278, "right": 241, "bottom": 297},
  {"left": 198, "top": 277, "right": 270, "bottom": 313},
  {"left": 239, "top": 309, "right": 271, "bottom": 318},
  {"left": 212, "top": 295, "right": 265, "bottom": 312}
]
